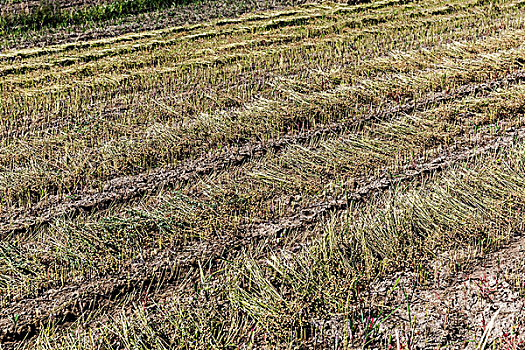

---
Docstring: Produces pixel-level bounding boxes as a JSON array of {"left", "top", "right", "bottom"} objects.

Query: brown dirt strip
[
  {"left": 3, "top": 70, "right": 525, "bottom": 237},
  {"left": 2, "top": 123, "right": 525, "bottom": 346},
  {"left": 368, "top": 234, "right": 525, "bottom": 348},
  {"left": 247, "top": 125, "right": 525, "bottom": 238}
]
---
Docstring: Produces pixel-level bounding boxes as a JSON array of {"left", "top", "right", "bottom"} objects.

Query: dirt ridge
[
  {"left": 2, "top": 123, "right": 524, "bottom": 345},
  {"left": 3, "top": 70, "right": 525, "bottom": 237}
]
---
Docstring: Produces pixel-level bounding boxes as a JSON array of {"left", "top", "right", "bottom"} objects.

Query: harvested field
[
  {"left": 3, "top": 0, "right": 525, "bottom": 348},
  {"left": 0, "top": 0, "right": 309, "bottom": 50}
]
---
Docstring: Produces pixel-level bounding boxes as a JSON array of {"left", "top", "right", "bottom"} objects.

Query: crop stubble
[{"left": 4, "top": 0, "right": 525, "bottom": 348}]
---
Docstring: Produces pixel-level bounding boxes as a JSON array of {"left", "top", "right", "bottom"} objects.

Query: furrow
[
  {"left": 248, "top": 127, "right": 525, "bottom": 238},
  {"left": 2, "top": 122, "right": 524, "bottom": 345}
]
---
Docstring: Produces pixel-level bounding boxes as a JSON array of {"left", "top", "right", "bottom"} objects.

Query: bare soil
[{"left": 369, "top": 234, "right": 525, "bottom": 348}]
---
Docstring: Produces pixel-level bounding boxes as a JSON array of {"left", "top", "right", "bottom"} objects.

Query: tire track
[
  {"left": 2, "top": 71, "right": 525, "bottom": 237},
  {"left": 2, "top": 123, "right": 525, "bottom": 345},
  {"left": 249, "top": 126, "right": 525, "bottom": 238}
]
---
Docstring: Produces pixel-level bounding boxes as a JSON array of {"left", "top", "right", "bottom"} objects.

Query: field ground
[{"left": 3, "top": 0, "right": 525, "bottom": 348}]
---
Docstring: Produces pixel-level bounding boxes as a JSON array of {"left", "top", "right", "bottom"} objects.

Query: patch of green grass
[{"left": 0, "top": 0, "right": 192, "bottom": 34}]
